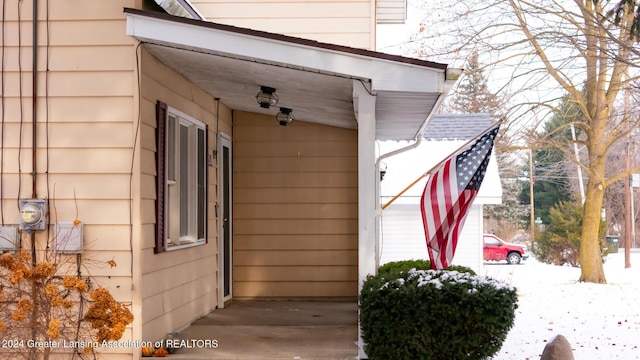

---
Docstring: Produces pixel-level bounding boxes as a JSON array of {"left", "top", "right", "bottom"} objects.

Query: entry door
[{"left": 218, "top": 133, "right": 232, "bottom": 306}]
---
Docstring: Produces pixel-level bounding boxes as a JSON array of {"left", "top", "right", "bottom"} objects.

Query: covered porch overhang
[
  {"left": 125, "top": 8, "right": 457, "bottom": 357},
  {"left": 124, "top": 8, "right": 458, "bottom": 141}
]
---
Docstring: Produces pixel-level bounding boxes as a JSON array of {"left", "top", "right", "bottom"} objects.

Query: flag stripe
[
  {"left": 444, "top": 190, "right": 474, "bottom": 266},
  {"left": 420, "top": 124, "right": 500, "bottom": 270},
  {"left": 422, "top": 159, "right": 457, "bottom": 269}
]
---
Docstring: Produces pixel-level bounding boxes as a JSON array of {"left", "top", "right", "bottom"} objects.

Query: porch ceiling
[{"left": 124, "top": 8, "right": 454, "bottom": 141}]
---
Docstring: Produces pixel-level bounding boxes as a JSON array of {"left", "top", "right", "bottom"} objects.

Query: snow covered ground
[{"left": 484, "top": 250, "right": 640, "bottom": 359}]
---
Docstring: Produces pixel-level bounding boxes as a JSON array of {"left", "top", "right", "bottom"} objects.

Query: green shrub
[
  {"left": 377, "top": 259, "right": 476, "bottom": 277},
  {"left": 533, "top": 200, "right": 606, "bottom": 266},
  {"left": 360, "top": 268, "right": 517, "bottom": 360}
]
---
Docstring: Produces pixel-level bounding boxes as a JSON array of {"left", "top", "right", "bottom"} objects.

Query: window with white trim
[{"left": 156, "top": 101, "right": 207, "bottom": 252}]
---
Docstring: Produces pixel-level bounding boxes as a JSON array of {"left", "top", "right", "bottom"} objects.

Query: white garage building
[{"left": 378, "top": 114, "right": 503, "bottom": 274}]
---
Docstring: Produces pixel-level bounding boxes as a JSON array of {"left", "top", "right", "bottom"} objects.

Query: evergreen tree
[
  {"left": 445, "top": 51, "right": 504, "bottom": 116},
  {"left": 607, "top": 0, "right": 640, "bottom": 40},
  {"left": 518, "top": 93, "right": 579, "bottom": 224}
]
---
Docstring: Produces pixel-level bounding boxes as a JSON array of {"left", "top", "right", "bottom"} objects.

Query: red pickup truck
[{"left": 483, "top": 234, "right": 528, "bottom": 264}]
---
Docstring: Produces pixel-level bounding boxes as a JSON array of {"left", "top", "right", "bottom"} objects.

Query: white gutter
[
  {"left": 372, "top": 68, "right": 461, "bottom": 269},
  {"left": 374, "top": 67, "right": 462, "bottom": 174},
  {"left": 373, "top": 93, "right": 444, "bottom": 270},
  {"left": 125, "top": 10, "right": 446, "bottom": 95}
]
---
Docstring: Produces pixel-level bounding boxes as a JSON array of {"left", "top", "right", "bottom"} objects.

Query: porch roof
[{"left": 124, "top": 8, "right": 458, "bottom": 141}]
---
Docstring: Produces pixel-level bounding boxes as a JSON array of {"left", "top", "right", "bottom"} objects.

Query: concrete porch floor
[{"left": 166, "top": 300, "right": 359, "bottom": 359}]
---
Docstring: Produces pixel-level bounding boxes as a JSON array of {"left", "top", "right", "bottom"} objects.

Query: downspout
[
  {"left": 373, "top": 93, "right": 446, "bottom": 270},
  {"left": 372, "top": 67, "right": 461, "bottom": 270},
  {"left": 29, "top": 2, "right": 38, "bottom": 360},
  {"left": 31, "top": 0, "right": 38, "bottom": 200},
  {"left": 373, "top": 67, "right": 462, "bottom": 175},
  {"left": 374, "top": 99, "right": 435, "bottom": 172}
]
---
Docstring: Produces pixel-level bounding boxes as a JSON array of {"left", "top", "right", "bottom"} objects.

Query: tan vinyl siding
[
  {"left": 1, "top": 97, "right": 134, "bottom": 124},
  {"left": 0, "top": 1, "right": 138, "bottom": 357},
  {"left": 233, "top": 112, "right": 358, "bottom": 299},
  {"left": 139, "top": 47, "right": 231, "bottom": 342},
  {"left": 234, "top": 282, "right": 356, "bottom": 297},
  {"left": 190, "top": 0, "right": 375, "bottom": 49},
  {"left": 3, "top": 0, "right": 131, "bottom": 20}
]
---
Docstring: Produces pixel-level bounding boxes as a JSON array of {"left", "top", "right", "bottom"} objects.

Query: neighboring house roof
[
  {"left": 124, "top": 8, "right": 459, "bottom": 141},
  {"left": 423, "top": 113, "right": 492, "bottom": 141},
  {"left": 380, "top": 113, "right": 502, "bottom": 206}
]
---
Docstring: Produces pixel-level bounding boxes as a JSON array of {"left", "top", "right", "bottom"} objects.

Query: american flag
[{"left": 420, "top": 124, "right": 500, "bottom": 270}]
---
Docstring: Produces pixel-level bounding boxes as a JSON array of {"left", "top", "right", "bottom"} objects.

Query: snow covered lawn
[{"left": 485, "top": 250, "right": 640, "bottom": 359}]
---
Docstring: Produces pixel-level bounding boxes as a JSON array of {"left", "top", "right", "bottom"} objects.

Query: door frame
[{"left": 217, "top": 132, "right": 233, "bottom": 307}]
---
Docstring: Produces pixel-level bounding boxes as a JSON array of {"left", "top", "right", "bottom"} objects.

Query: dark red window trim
[
  {"left": 204, "top": 124, "right": 209, "bottom": 245},
  {"left": 155, "top": 101, "right": 209, "bottom": 253},
  {"left": 155, "top": 101, "right": 167, "bottom": 253}
]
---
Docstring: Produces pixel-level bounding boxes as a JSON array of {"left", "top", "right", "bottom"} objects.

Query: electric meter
[{"left": 19, "top": 199, "right": 47, "bottom": 230}]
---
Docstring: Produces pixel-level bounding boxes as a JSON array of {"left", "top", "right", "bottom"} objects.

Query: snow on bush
[{"left": 360, "top": 264, "right": 518, "bottom": 360}]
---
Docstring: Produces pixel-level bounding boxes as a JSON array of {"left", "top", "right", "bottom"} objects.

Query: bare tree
[
  {"left": 442, "top": 51, "right": 529, "bottom": 240},
  {"left": 409, "top": 0, "right": 640, "bottom": 283}
]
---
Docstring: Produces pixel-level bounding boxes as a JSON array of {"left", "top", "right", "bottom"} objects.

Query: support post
[{"left": 354, "top": 80, "right": 376, "bottom": 359}]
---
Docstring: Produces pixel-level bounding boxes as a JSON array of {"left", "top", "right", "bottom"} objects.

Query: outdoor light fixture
[
  {"left": 276, "top": 107, "right": 294, "bottom": 126},
  {"left": 379, "top": 161, "right": 387, "bottom": 181},
  {"left": 256, "top": 86, "right": 278, "bottom": 108}
]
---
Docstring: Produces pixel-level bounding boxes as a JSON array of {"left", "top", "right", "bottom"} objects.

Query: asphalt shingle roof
[{"left": 423, "top": 113, "right": 492, "bottom": 141}]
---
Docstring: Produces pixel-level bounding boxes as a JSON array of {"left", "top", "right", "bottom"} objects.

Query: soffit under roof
[{"left": 124, "top": 8, "right": 452, "bottom": 141}]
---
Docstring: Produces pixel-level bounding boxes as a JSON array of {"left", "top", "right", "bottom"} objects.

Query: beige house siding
[
  {"left": 190, "top": 0, "right": 376, "bottom": 49},
  {"left": 138, "top": 47, "right": 231, "bottom": 342},
  {"left": 0, "top": 1, "right": 137, "bottom": 358},
  {"left": 233, "top": 112, "right": 358, "bottom": 299},
  {"left": 3, "top": 0, "right": 367, "bottom": 356}
]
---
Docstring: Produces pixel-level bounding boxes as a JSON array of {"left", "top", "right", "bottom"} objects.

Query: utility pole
[
  {"left": 529, "top": 148, "right": 535, "bottom": 249},
  {"left": 624, "top": 73, "right": 632, "bottom": 268},
  {"left": 631, "top": 178, "right": 636, "bottom": 249},
  {"left": 625, "top": 142, "right": 631, "bottom": 268},
  {"left": 624, "top": 69, "right": 632, "bottom": 268}
]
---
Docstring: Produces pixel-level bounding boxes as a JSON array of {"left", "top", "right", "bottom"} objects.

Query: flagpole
[
  {"left": 381, "top": 121, "right": 501, "bottom": 210},
  {"left": 381, "top": 174, "right": 427, "bottom": 210}
]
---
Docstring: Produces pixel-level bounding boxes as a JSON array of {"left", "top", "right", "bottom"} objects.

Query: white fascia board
[
  {"left": 371, "top": 61, "right": 444, "bottom": 93},
  {"left": 126, "top": 13, "right": 445, "bottom": 94}
]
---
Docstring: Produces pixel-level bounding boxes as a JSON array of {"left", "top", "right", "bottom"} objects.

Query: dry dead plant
[{"left": 0, "top": 229, "right": 133, "bottom": 360}]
